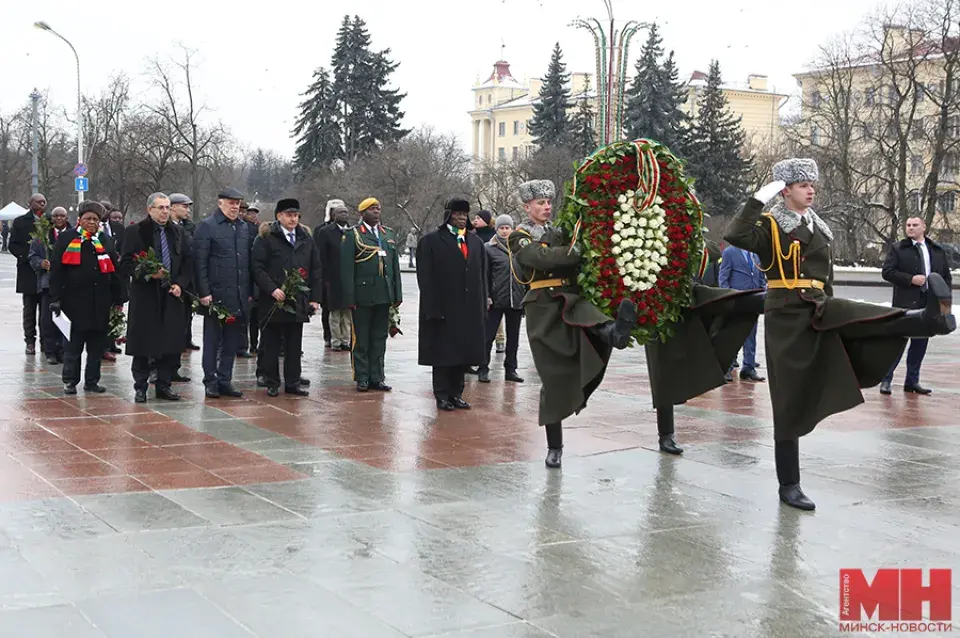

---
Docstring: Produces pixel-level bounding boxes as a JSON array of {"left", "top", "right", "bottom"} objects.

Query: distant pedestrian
[{"left": 478, "top": 214, "right": 525, "bottom": 384}]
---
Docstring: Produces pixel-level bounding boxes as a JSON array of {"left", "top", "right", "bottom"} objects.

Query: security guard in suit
[{"left": 340, "top": 197, "right": 402, "bottom": 392}]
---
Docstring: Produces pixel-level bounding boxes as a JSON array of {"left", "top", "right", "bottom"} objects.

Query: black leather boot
[
  {"left": 776, "top": 439, "right": 815, "bottom": 511},
  {"left": 656, "top": 406, "right": 683, "bottom": 455},
  {"left": 593, "top": 299, "right": 638, "bottom": 349},
  {"left": 545, "top": 422, "right": 563, "bottom": 468}
]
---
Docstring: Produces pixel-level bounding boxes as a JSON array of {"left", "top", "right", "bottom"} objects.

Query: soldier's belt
[
  {"left": 767, "top": 278, "right": 824, "bottom": 290},
  {"left": 529, "top": 278, "right": 571, "bottom": 290}
]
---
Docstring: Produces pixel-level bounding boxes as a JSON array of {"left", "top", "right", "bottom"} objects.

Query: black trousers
[
  {"left": 260, "top": 322, "right": 304, "bottom": 389},
  {"left": 322, "top": 305, "right": 331, "bottom": 343},
  {"left": 432, "top": 366, "right": 466, "bottom": 401},
  {"left": 22, "top": 293, "right": 40, "bottom": 344},
  {"left": 546, "top": 422, "right": 563, "bottom": 449},
  {"left": 775, "top": 439, "right": 801, "bottom": 486},
  {"left": 481, "top": 308, "right": 522, "bottom": 372},
  {"left": 134, "top": 353, "right": 178, "bottom": 391},
  {"left": 248, "top": 304, "right": 260, "bottom": 352},
  {"left": 63, "top": 329, "right": 106, "bottom": 387},
  {"left": 39, "top": 291, "right": 63, "bottom": 357}
]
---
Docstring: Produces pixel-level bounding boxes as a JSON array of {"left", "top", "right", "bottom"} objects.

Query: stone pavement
[{"left": 1, "top": 253, "right": 959, "bottom": 637}]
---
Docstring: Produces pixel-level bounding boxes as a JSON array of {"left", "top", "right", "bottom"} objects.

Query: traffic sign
[
  {"left": 74, "top": 163, "right": 88, "bottom": 177},
  {"left": 75, "top": 177, "right": 89, "bottom": 192}
]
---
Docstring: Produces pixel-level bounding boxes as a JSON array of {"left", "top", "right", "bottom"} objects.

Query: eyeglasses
[{"left": 150, "top": 205, "right": 171, "bottom": 211}]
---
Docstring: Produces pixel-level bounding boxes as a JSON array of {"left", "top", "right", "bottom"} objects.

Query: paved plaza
[{"left": 1, "top": 253, "right": 959, "bottom": 637}]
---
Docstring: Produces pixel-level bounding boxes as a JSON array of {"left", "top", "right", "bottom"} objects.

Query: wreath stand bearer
[
  {"left": 724, "top": 158, "right": 956, "bottom": 511},
  {"left": 645, "top": 242, "right": 766, "bottom": 455},
  {"left": 340, "top": 197, "right": 403, "bottom": 393},
  {"left": 508, "top": 179, "right": 637, "bottom": 469}
]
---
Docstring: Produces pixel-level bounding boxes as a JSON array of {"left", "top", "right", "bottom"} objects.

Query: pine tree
[
  {"left": 529, "top": 43, "right": 572, "bottom": 149},
  {"left": 622, "top": 24, "right": 690, "bottom": 155},
  {"left": 247, "top": 149, "right": 270, "bottom": 196},
  {"left": 291, "top": 67, "right": 343, "bottom": 176},
  {"left": 685, "top": 60, "right": 752, "bottom": 216},
  {"left": 570, "top": 75, "right": 597, "bottom": 157}
]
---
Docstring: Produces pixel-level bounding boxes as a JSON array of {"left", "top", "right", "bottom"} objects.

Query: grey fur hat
[
  {"left": 773, "top": 158, "right": 818, "bottom": 185},
  {"left": 518, "top": 179, "right": 556, "bottom": 203}
]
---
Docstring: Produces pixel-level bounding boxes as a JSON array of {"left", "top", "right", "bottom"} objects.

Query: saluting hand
[{"left": 753, "top": 181, "right": 787, "bottom": 205}]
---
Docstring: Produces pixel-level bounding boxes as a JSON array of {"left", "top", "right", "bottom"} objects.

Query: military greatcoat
[
  {"left": 724, "top": 197, "right": 908, "bottom": 441},
  {"left": 508, "top": 220, "right": 611, "bottom": 425}
]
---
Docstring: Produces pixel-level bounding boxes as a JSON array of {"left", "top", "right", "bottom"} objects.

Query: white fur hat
[
  {"left": 518, "top": 180, "right": 556, "bottom": 203},
  {"left": 324, "top": 199, "right": 347, "bottom": 223}
]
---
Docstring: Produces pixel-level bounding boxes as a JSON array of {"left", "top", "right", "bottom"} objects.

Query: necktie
[
  {"left": 158, "top": 227, "right": 171, "bottom": 270},
  {"left": 457, "top": 231, "right": 468, "bottom": 259},
  {"left": 742, "top": 249, "right": 753, "bottom": 269},
  {"left": 288, "top": 232, "right": 296, "bottom": 246}
]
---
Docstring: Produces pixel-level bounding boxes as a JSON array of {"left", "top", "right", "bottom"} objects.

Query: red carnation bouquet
[{"left": 555, "top": 138, "right": 706, "bottom": 346}]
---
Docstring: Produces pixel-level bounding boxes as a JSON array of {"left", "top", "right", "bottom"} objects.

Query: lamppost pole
[
  {"left": 29, "top": 89, "right": 41, "bottom": 194},
  {"left": 34, "top": 21, "right": 83, "bottom": 205}
]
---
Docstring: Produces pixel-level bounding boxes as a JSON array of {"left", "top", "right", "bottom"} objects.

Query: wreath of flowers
[{"left": 555, "top": 138, "right": 707, "bottom": 345}]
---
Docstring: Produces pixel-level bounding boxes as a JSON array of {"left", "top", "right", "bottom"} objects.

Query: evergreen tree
[
  {"left": 685, "top": 60, "right": 752, "bottom": 216},
  {"left": 529, "top": 43, "right": 572, "bottom": 149},
  {"left": 247, "top": 148, "right": 270, "bottom": 196},
  {"left": 291, "top": 67, "right": 343, "bottom": 176},
  {"left": 570, "top": 75, "right": 597, "bottom": 157},
  {"left": 622, "top": 23, "right": 690, "bottom": 155}
]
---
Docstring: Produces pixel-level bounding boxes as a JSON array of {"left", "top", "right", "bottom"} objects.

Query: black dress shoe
[
  {"left": 63, "top": 384, "right": 77, "bottom": 395},
  {"left": 299, "top": 377, "right": 311, "bottom": 387},
  {"left": 436, "top": 399, "right": 456, "bottom": 411},
  {"left": 46, "top": 355, "right": 60, "bottom": 365},
  {"left": 187, "top": 342, "right": 201, "bottom": 351},
  {"left": 171, "top": 373, "right": 191, "bottom": 383},
  {"left": 324, "top": 340, "right": 332, "bottom": 349},
  {"left": 266, "top": 386, "right": 279, "bottom": 397},
  {"left": 545, "top": 448, "right": 563, "bottom": 468},
  {"left": 477, "top": 370, "right": 490, "bottom": 383},
  {"left": 256, "top": 376, "right": 268, "bottom": 388},
  {"left": 204, "top": 386, "right": 220, "bottom": 399},
  {"left": 779, "top": 484, "right": 816, "bottom": 511},
  {"left": 739, "top": 368, "right": 765, "bottom": 382},
  {"left": 148, "top": 373, "right": 158, "bottom": 385},
  {"left": 879, "top": 380, "right": 892, "bottom": 395},
  {"left": 904, "top": 384, "right": 932, "bottom": 395},
  {"left": 285, "top": 386, "right": 309, "bottom": 396},
  {"left": 724, "top": 371, "right": 734, "bottom": 383},
  {"left": 339, "top": 344, "right": 352, "bottom": 352},
  {"left": 134, "top": 389, "right": 147, "bottom": 403},
  {"left": 451, "top": 397, "right": 471, "bottom": 409},
  {"left": 218, "top": 384, "right": 243, "bottom": 398},
  {"left": 155, "top": 387, "right": 181, "bottom": 401},
  {"left": 658, "top": 435, "right": 684, "bottom": 455},
  {"left": 370, "top": 381, "right": 392, "bottom": 392},
  {"left": 357, "top": 381, "right": 370, "bottom": 392},
  {"left": 236, "top": 351, "right": 254, "bottom": 359},
  {"left": 83, "top": 384, "right": 107, "bottom": 393},
  {"left": 505, "top": 370, "right": 524, "bottom": 383}
]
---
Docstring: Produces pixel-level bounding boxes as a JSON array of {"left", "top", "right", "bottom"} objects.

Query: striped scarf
[{"left": 61, "top": 228, "right": 115, "bottom": 273}]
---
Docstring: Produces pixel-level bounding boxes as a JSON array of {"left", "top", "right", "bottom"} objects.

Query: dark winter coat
[
  {"left": 192, "top": 208, "right": 254, "bottom": 317},
  {"left": 881, "top": 237, "right": 953, "bottom": 310},
  {"left": 252, "top": 222, "right": 322, "bottom": 324},
  {"left": 48, "top": 230, "right": 123, "bottom": 335},
  {"left": 725, "top": 198, "right": 907, "bottom": 441},
  {"left": 316, "top": 222, "right": 348, "bottom": 310},
  {"left": 27, "top": 226, "right": 65, "bottom": 292},
  {"left": 102, "top": 220, "right": 125, "bottom": 253},
  {"left": 9, "top": 211, "right": 42, "bottom": 294},
  {"left": 484, "top": 234, "right": 526, "bottom": 310},
  {"left": 119, "top": 218, "right": 193, "bottom": 357},
  {"left": 417, "top": 224, "right": 488, "bottom": 367},
  {"left": 474, "top": 226, "right": 496, "bottom": 243}
]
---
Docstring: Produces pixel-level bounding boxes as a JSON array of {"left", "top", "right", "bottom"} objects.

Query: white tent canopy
[{"left": 0, "top": 202, "right": 27, "bottom": 221}]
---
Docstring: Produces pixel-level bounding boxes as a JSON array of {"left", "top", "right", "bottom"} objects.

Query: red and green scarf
[{"left": 61, "top": 229, "right": 115, "bottom": 273}]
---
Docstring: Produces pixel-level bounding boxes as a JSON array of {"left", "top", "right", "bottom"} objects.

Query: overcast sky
[{"left": 3, "top": 0, "right": 882, "bottom": 159}]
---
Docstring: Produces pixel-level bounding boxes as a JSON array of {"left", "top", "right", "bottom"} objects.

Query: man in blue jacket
[
  {"left": 719, "top": 243, "right": 767, "bottom": 382},
  {"left": 192, "top": 187, "right": 253, "bottom": 398}
]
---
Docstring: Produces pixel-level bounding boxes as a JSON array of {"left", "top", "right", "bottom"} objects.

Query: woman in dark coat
[
  {"left": 119, "top": 195, "right": 193, "bottom": 403},
  {"left": 416, "top": 197, "right": 488, "bottom": 411},
  {"left": 252, "top": 198, "right": 322, "bottom": 397},
  {"left": 49, "top": 201, "right": 123, "bottom": 394}
]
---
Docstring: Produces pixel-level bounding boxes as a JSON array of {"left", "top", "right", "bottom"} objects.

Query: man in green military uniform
[
  {"left": 725, "top": 158, "right": 955, "bottom": 510},
  {"left": 341, "top": 197, "right": 402, "bottom": 392},
  {"left": 508, "top": 179, "right": 637, "bottom": 469}
]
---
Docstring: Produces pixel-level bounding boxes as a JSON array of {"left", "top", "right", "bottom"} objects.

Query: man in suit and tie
[
  {"left": 880, "top": 216, "right": 954, "bottom": 395},
  {"left": 719, "top": 242, "right": 767, "bottom": 382}
]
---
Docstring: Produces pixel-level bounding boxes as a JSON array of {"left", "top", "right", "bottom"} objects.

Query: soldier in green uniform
[
  {"left": 508, "top": 179, "right": 637, "bottom": 469},
  {"left": 724, "top": 158, "right": 956, "bottom": 510},
  {"left": 340, "top": 197, "right": 402, "bottom": 392}
]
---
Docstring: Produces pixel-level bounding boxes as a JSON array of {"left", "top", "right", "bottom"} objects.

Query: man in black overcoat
[
  {"left": 416, "top": 197, "right": 488, "bottom": 411},
  {"left": 316, "top": 201, "right": 352, "bottom": 351},
  {"left": 9, "top": 193, "right": 47, "bottom": 354}
]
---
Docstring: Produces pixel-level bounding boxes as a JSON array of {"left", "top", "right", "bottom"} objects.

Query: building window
[
  {"left": 942, "top": 153, "right": 958, "bottom": 179},
  {"left": 498, "top": 147, "right": 506, "bottom": 161},
  {"left": 939, "top": 191, "right": 956, "bottom": 212},
  {"left": 949, "top": 116, "right": 960, "bottom": 138},
  {"left": 811, "top": 126, "right": 821, "bottom": 146},
  {"left": 487, "top": 95, "right": 491, "bottom": 104},
  {"left": 513, "top": 120, "right": 519, "bottom": 135},
  {"left": 910, "top": 155, "right": 924, "bottom": 176},
  {"left": 512, "top": 147, "right": 519, "bottom": 160},
  {"left": 498, "top": 122, "right": 506, "bottom": 137},
  {"left": 862, "top": 122, "right": 875, "bottom": 139},
  {"left": 810, "top": 90, "right": 821, "bottom": 108},
  {"left": 911, "top": 120, "right": 925, "bottom": 140},
  {"left": 887, "top": 86, "right": 897, "bottom": 105},
  {"left": 915, "top": 81, "right": 925, "bottom": 102},
  {"left": 865, "top": 87, "right": 876, "bottom": 106}
]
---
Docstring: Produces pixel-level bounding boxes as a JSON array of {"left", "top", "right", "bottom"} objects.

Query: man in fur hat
[
  {"left": 340, "top": 197, "right": 402, "bottom": 392},
  {"left": 725, "top": 158, "right": 956, "bottom": 510},
  {"left": 416, "top": 198, "right": 488, "bottom": 410},
  {"left": 508, "top": 179, "right": 637, "bottom": 469}
]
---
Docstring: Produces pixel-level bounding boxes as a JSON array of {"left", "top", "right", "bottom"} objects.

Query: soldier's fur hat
[
  {"left": 773, "top": 158, "right": 818, "bottom": 185},
  {"left": 518, "top": 179, "right": 555, "bottom": 203}
]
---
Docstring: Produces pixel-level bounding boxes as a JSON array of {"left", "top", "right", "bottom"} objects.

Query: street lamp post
[
  {"left": 34, "top": 20, "right": 83, "bottom": 205},
  {"left": 29, "top": 89, "right": 41, "bottom": 194}
]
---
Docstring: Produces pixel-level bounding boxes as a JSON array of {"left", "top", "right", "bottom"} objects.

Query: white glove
[{"left": 753, "top": 181, "right": 786, "bottom": 205}]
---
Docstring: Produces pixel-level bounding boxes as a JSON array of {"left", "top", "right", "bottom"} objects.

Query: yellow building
[{"left": 469, "top": 59, "right": 788, "bottom": 162}]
